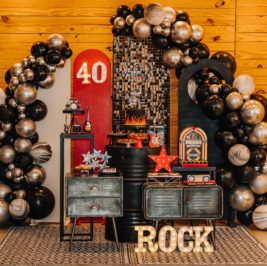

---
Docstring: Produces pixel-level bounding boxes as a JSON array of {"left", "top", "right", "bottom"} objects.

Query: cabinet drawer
[
  {"left": 144, "top": 187, "right": 183, "bottom": 219},
  {"left": 67, "top": 178, "right": 122, "bottom": 198},
  {"left": 67, "top": 197, "right": 122, "bottom": 217}
]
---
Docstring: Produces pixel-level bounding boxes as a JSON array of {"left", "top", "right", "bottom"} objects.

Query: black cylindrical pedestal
[{"left": 105, "top": 146, "right": 160, "bottom": 243}]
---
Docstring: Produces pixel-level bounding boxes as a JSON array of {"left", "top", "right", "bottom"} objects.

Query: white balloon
[
  {"left": 233, "top": 74, "right": 255, "bottom": 96},
  {"left": 0, "top": 88, "right": 6, "bottom": 105}
]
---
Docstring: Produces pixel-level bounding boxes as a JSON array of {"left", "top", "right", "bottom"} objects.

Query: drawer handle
[
  {"left": 90, "top": 204, "right": 99, "bottom": 211},
  {"left": 90, "top": 186, "right": 98, "bottom": 191}
]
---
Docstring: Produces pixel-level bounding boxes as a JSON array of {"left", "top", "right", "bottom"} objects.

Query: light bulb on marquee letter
[
  {"left": 193, "top": 226, "right": 214, "bottom": 253},
  {"left": 134, "top": 226, "right": 158, "bottom": 253},
  {"left": 178, "top": 226, "right": 194, "bottom": 253},
  {"left": 158, "top": 225, "right": 177, "bottom": 253}
]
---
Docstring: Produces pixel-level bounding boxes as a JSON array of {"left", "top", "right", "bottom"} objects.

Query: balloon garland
[
  {"left": 110, "top": 3, "right": 267, "bottom": 229},
  {"left": 0, "top": 33, "right": 72, "bottom": 224}
]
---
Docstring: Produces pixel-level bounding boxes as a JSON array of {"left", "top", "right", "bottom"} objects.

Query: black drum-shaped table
[{"left": 105, "top": 145, "right": 161, "bottom": 242}]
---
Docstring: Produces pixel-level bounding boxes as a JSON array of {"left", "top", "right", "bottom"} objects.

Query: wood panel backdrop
[{"left": 0, "top": 0, "right": 266, "bottom": 154}]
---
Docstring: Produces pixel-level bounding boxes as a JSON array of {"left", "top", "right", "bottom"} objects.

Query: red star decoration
[{"left": 148, "top": 146, "right": 178, "bottom": 173}]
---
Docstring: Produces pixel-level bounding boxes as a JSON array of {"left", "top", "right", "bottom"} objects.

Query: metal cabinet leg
[
  {"left": 112, "top": 218, "right": 120, "bottom": 252},
  {"left": 69, "top": 217, "right": 77, "bottom": 252}
]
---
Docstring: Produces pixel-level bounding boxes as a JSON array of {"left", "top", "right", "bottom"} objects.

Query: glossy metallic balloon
[
  {"left": 228, "top": 144, "right": 250, "bottom": 166},
  {"left": 114, "top": 17, "right": 126, "bottom": 29},
  {"left": 14, "top": 83, "right": 37, "bottom": 105},
  {"left": 133, "top": 18, "right": 152, "bottom": 39},
  {"left": 18, "top": 73, "right": 27, "bottom": 83},
  {"left": 9, "top": 198, "right": 30, "bottom": 220},
  {"left": 145, "top": 5, "right": 165, "bottom": 25},
  {"left": 0, "top": 130, "right": 5, "bottom": 140},
  {"left": 12, "top": 167, "right": 23, "bottom": 178},
  {"left": 228, "top": 185, "right": 255, "bottom": 212},
  {"left": 225, "top": 91, "right": 243, "bottom": 110},
  {"left": 56, "top": 59, "right": 66, "bottom": 68},
  {"left": 8, "top": 163, "right": 15, "bottom": 170},
  {"left": 6, "top": 171, "right": 12, "bottom": 179},
  {"left": 171, "top": 21, "right": 192, "bottom": 44},
  {"left": 191, "top": 24, "right": 204, "bottom": 42},
  {"left": 163, "top": 6, "right": 176, "bottom": 24},
  {"left": 24, "top": 69, "right": 35, "bottom": 81},
  {"left": 0, "top": 199, "right": 9, "bottom": 225},
  {"left": 25, "top": 165, "right": 46, "bottom": 186},
  {"left": 47, "top": 65, "right": 56, "bottom": 73},
  {"left": 21, "top": 58, "right": 29, "bottom": 68},
  {"left": 10, "top": 63, "right": 23, "bottom": 77},
  {"left": 18, "top": 113, "right": 26, "bottom": 120},
  {"left": 2, "top": 122, "right": 12, "bottom": 132},
  {"left": 14, "top": 138, "right": 32, "bottom": 153},
  {"left": 16, "top": 119, "right": 36, "bottom": 138},
  {"left": 252, "top": 205, "right": 267, "bottom": 230},
  {"left": 17, "top": 104, "right": 26, "bottom": 113},
  {"left": 153, "top": 25, "right": 163, "bottom": 34},
  {"left": 249, "top": 173, "right": 267, "bottom": 195},
  {"left": 162, "top": 19, "right": 171, "bottom": 28},
  {"left": 126, "top": 14, "right": 135, "bottom": 26},
  {"left": 14, "top": 189, "right": 26, "bottom": 199},
  {"left": 162, "top": 48, "right": 183, "bottom": 68},
  {"left": 13, "top": 176, "right": 24, "bottom": 183},
  {"left": 48, "top": 33, "right": 65, "bottom": 50},
  {"left": 36, "top": 57, "right": 46, "bottom": 66},
  {"left": 38, "top": 73, "right": 55, "bottom": 89},
  {"left": 0, "top": 145, "right": 16, "bottom": 164},
  {"left": 249, "top": 121, "right": 267, "bottom": 145},
  {"left": 8, "top": 98, "right": 17, "bottom": 108},
  {"left": 0, "top": 183, "right": 12, "bottom": 199},
  {"left": 30, "top": 142, "right": 52, "bottom": 164},
  {"left": 28, "top": 55, "right": 36, "bottom": 64},
  {"left": 233, "top": 74, "right": 255, "bottom": 96},
  {"left": 182, "top": 55, "right": 193, "bottom": 66},
  {"left": 240, "top": 99, "right": 265, "bottom": 125},
  {"left": 10, "top": 76, "right": 19, "bottom": 86}
]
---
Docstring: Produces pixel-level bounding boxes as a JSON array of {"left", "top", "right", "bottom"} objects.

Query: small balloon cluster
[
  {"left": 0, "top": 34, "right": 72, "bottom": 225},
  {"left": 110, "top": 3, "right": 209, "bottom": 71}
]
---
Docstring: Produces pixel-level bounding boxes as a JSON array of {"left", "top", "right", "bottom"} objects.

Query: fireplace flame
[{"left": 125, "top": 115, "right": 147, "bottom": 126}]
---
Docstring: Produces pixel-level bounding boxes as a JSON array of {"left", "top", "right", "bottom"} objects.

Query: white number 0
[{"left": 76, "top": 61, "right": 107, "bottom": 84}]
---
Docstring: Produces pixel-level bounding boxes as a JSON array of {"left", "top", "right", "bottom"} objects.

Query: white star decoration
[
  {"left": 101, "top": 151, "right": 112, "bottom": 163},
  {"left": 81, "top": 149, "right": 112, "bottom": 170}
]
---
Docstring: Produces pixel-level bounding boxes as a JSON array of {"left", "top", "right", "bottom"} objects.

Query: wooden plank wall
[{"left": 0, "top": 0, "right": 266, "bottom": 154}]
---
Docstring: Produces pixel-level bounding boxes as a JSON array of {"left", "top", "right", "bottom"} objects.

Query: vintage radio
[{"left": 179, "top": 126, "right": 208, "bottom": 167}]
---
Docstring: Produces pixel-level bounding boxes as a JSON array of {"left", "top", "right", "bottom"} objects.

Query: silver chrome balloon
[
  {"left": 249, "top": 173, "right": 267, "bottom": 195},
  {"left": 8, "top": 98, "right": 17, "bottom": 108},
  {"left": 225, "top": 91, "right": 243, "bottom": 110},
  {"left": 21, "top": 57, "right": 29, "bottom": 68},
  {"left": 10, "top": 63, "right": 23, "bottom": 77},
  {"left": 191, "top": 24, "right": 204, "bottom": 42},
  {"left": 0, "top": 88, "right": 6, "bottom": 105},
  {"left": 163, "top": 6, "right": 176, "bottom": 24},
  {"left": 30, "top": 142, "right": 52, "bottom": 163},
  {"left": 228, "top": 144, "right": 250, "bottom": 166},
  {"left": 1, "top": 122, "right": 12, "bottom": 132},
  {"left": 24, "top": 68, "right": 35, "bottom": 81},
  {"left": 28, "top": 55, "right": 36, "bottom": 64},
  {"left": 25, "top": 165, "right": 46, "bottom": 186},
  {"left": 14, "top": 138, "right": 32, "bottom": 153},
  {"left": 240, "top": 99, "right": 265, "bottom": 125},
  {"left": 162, "top": 48, "right": 183, "bottom": 68},
  {"left": 0, "top": 130, "right": 6, "bottom": 140},
  {"left": 13, "top": 189, "right": 26, "bottom": 199},
  {"left": 0, "top": 184, "right": 11, "bottom": 199},
  {"left": 0, "top": 199, "right": 9, "bottom": 225},
  {"left": 10, "top": 76, "right": 19, "bottom": 86},
  {"left": 233, "top": 74, "right": 255, "bottom": 96},
  {"left": 9, "top": 198, "right": 30, "bottom": 220},
  {"left": 38, "top": 73, "right": 55, "bottom": 89},
  {"left": 133, "top": 18, "right": 152, "bottom": 39},
  {"left": 249, "top": 121, "right": 267, "bottom": 145},
  {"left": 171, "top": 21, "right": 192, "bottom": 44},
  {"left": 15, "top": 119, "right": 36, "bottom": 138},
  {"left": 228, "top": 185, "right": 255, "bottom": 212},
  {"left": 114, "top": 17, "right": 126, "bottom": 29},
  {"left": 126, "top": 14, "right": 135, "bottom": 26},
  {"left": 14, "top": 83, "right": 37, "bottom": 105},
  {"left": 242, "top": 92, "right": 251, "bottom": 101},
  {"left": 48, "top": 33, "right": 65, "bottom": 49},
  {"left": 0, "top": 145, "right": 16, "bottom": 164}
]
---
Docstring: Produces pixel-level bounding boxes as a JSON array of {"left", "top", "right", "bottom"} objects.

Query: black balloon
[
  {"left": 26, "top": 100, "right": 48, "bottom": 121},
  {"left": 194, "top": 69, "right": 209, "bottom": 85},
  {"left": 112, "top": 27, "right": 121, "bottom": 36},
  {"left": 14, "top": 153, "right": 33, "bottom": 171},
  {"left": 123, "top": 26, "right": 132, "bottom": 36},
  {"left": 235, "top": 165, "right": 256, "bottom": 183},
  {"left": 196, "top": 84, "right": 211, "bottom": 103},
  {"left": 216, "top": 168, "right": 235, "bottom": 189},
  {"left": 45, "top": 49, "right": 61, "bottom": 65},
  {"left": 3, "top": 133, "right": 16, "bottom": 145},
  {"left": 254, "top": 194, "right": 267, "bottom": 207},
  {"left": 203, "top": 95, "right": 224, "bottom": 119},
  {"left": 110, "top": 15, "right": 117, "bottom": 25},
  {"left": 236, "top": 209, "right": 253, "bottom": 225},
  {"left": 61, "top": 47, "right": 73, "bottom": 59},
  {"left": 28, "top": 132, "right": 39, "bottom": 144},
  {"left": 215, "top": 130, "right": 237, "bottom": 150},
  {"left": 0, "top": 162, "right": 8, "bottom": 179},
  {"left": 211, "top": 51, "right": 237, "bottom": 74},
  {"left": 221, "top": 111, "right": 241, "bottom": 130},
  {"left": 132, "top": 4, "right": 144, "bottom": 18},
  {"left": 188, "top": 47, "right": 199, "bottom": 59},
  {"left": 4, "top": 69, "right": 11, "bottom": 84},
  {"left": 5, "top": 87, "right": 14, "bottom": 98},
  {"left": 234, "top": 127, "right": 246, "bottom": 139},
  {"left": 209, "top": 76, "right": 220, "bottom": 85},
  {"left": 176, "top": 11, "right": 190, "bottom": 24},
  {"left": 34, "top": 65, "right": 48, "bottom": 81},
  {"left": 5, "top": 192, "right": 16, "bottom": 203},
  {"left": 9, "top": 181, "right": 25, "bottom": 191},
  {"left": 249, "top": 148, "right": 266, "bottom": 166},
  {"left": 116, "top": 5, "right": 131, "bottom": 18},
  {"left": 31, "top": 42, "right": 48, "bottom": 57},
  {"left": 197, "top": 43, "right": 210, "bottom": 58},
  {"left": 219, "top": 84, "right": 233, "bottom": 99},
  {"left": 153, "top": 35, "right": 170, "bottom": 48},
  {"left": 27, "top": 186, "right": 55, "bottom": 219},
  {"left": 0, "top": 105, "right": 16, "bottom": 123}
]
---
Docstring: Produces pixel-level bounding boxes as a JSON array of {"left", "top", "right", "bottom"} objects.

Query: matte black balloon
[
  {"left": 132, "top": 4, "right": 144, "bottom": 18},
  {"left": 28, "top": 132, "right": 39, "bottom": 145},
  {"left": 4, "top": 69, "right": 11, "bottom": 84},
  {"left": 112, "top": 27, "right": 122, "bottom": 35},
  {"left": 110, "top": 15, "right": 117, "bottom": 25},
  {"left": 5, "top": 192, "right": 16, "bottom": 203},
  {"left": 61, "top": 47, "right": 73, "bottom": 59},
  {"left": 116, "top": 5, "right": 131, "bottom": 18},
  {"left": 216, "top": 168, "right": 235, "bottom": 189},
  {"left": 196, "top": 84, "right": 211, "bottom": 103},
  {"left": 188, "top": 47, "right": 199, "bottom": 59},
  {"left": 176, "top": 12, "right": 190, "bottom": 23},
  {"left": 153, "top": 35, "right": 170, "bottom": 48},
  {"left": 215, "top": 130, "right": 238, "bottom": 150},
  {"left": 26, "top": 100, "right": 47, "bottom": 121},
  {"left": 0, "top": 105, "right": 16, "bottom": 123},
  {"left": 34, "top": 65, "right": 49, "bottom": 81},
  {"left": 249, "top": 148, "right": 266, "bottom": 166},
  {"left": 14, "top": 153, "right": 33, "bottom": 171},
  {"left": 203, "top": 95, "right": 224, "bottom": 119},
  {"left": 219, "top": 84, "right": 233, "bottom": 99},
  {"left": 197, "top": 43, "right": 210, "bottom": 58},
  {"left": 45, "top": 49, "right": 61, "bottom": 65},
  {"left": 236, "top": 209, "right": 253, "bottom": 225},
  {"left": 221, "top": 111, "right": 241, "bottom": 130},
  {"left": 27, "top": 186, "right": 55, "bottom": 219},
  {"left": 235, "top": 165, "right": 256, "bottom": 183},
  {"left": 31, "top": 42, "right": 48, "bottom": 57},
  {"left": 211, "top": 51, "right": 237, "bottom": 73}
]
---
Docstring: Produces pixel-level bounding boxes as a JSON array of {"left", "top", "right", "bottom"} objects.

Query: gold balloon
[
  {"left": 249, "top": 121, "right": 267, "bottom": 145},
  {"left": 114, "top": 17, "right": 125, "bottom": 30},
  {"left": 249, "top": 173, "right": 267, "bottom": 195},
  {"left": 133, "top": 18, "right": 152, "bottom": 39},
  {"left": 162, "top": 27, "right": 171, "bottom": 37},
  {"left": 48, "top": 33, "right": 65, "bottom": 49},
  {"left": 163, "top": 6, "right": 176, "bottom": 24},
  {"left": 14, "top": 83, "right": 37, "bottom": 105},
  {"left": 126, "top": 14, "right": 135, "bottom": 26},
  {"left": 0, "top": 145, "right": 16, "bottom": 164},
  {"left": 162, "top": 48, "right": 183, "bottom": 68},
  {"left": 162, "top": 19, "right": 171, "bottom": 28},
  {"left": 10, "top": 63, "right": 23, "bottom": 77},
  {"left": 39, "top": 74, "right": 55, "bottom": 89},
  {"left": 145, "top": 4, "right": 165, "bottom": 26},
  {"left": 171, "top": 21, "right": 192, "bottom": 44},
  {"left": 225, "top": 92, "right": 243, "bottom": 110},
  {"left": 153, "top": 25, "right": 163, "bottom": 35},
  {"left": 14, "top": 138, "right": 32, "bottom": 153},
  {"left": 241, "top": 99, "right": 265, "bottom": 125},
  {"left": 191, "top": 24, "right": 204, "bottom": 42},
  {"left": 182, "top": 55, "right": 193, "bottom": 66},
  {"left": 15, "top": 119, "right": 36, "bottom": 138}
]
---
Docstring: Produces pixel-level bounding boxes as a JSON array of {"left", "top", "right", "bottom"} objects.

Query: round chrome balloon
[
  {"left": 10, "top": 76, "right": 19, "bottom": 86},
  {"left": 126, "top": 14, "right": 135, "bottom": 26},
  {"left": 233, "top": 74, "right": 255, "bottom": 96},
  {"left": 240, "top": 99, "right": 265, "bottom": 125},
  {"left": 47, "top": 65, "right": 56, "bottom": 73},
  {"left": 38, "top": 74, "right": 55, "bottom": 89},
  {"left": 182, "top": 55, "right": 193, "bottom": 66},
  {"left": 228, "top": 144, "right": 250, "bottom": 166},
  {"left": 17, "top": 104, "right": 26, "bottom": 113},
  {"left": 133, "top": 18, "right": 152, "bottom": 39},
  {"left": 24, "top": 69, "right": 35, "bottom": 81},
  {"left": 14, "top": 83, "right": 37, "bottom": 105},
  {"left": 0, "top": 130, "right": 6, "bottom": 140},
  {"left": 171, "top": 21, "right": 192, "bottom": 44},
  {"left": 15, "top": 119, "right": 36, "bottom": 138},
  {"left": 21, "top": 57, "right": 29, "bottom": 68},
  {"left": 209, "top": 84, "right": 221, "bottom": 94},
  {"left": 8, "top": 163, "right": 15, "bottom": 171},
  {"left": 2, "top": 122, "right": 12, "bottom": 132},
  {"left": 228, "top": 185, "right": 255, "bottom": 212},
  {"left": 253, "top": 205, "right": 267, "bottom": 230},
  {"left": 162, "top": 27, "right": 171, "bottom": 37},
  {"left": 162, "top": 19, "right": 171, "bottom": 28},
  {"left": 145, "top": 5, "right": 165, "bottom": 25},
  {"left": 163, "top": 6, "right": 176, "bottom": 24},
  {"left": 48, "top": 33, "right": 65, "bottom": 50},
  {"left": 30, "top": 142, "right": 52, "bottom": 164},
  {"left": 12, "top": 167, "right": 23, "bottom": 178},
  {"left": 225, "top": 91, "right": 243, "bottom": 110},
  {"left": 13, "top": 176, "right": 24, "bottom": 184},
  {"left": 0, "top": 200, "right": 9, "bottom": 225},
  {"left": 9, "top": 198, "right": 30, "bottom": 220},
  {"left": 0, "top": 184, "right": 12, "bottom": 199},
  {"left": 191, "top": 24, "right": 204, "bottom": 42},
  {"left": 249, "top": 121, "right": 267, "bottom": 145},
  {"left": 18, "top": 73, "right": 27, "bottom": 83},
  {"left": 25, "top": 165, "right": 46, "bottom": 186},
  {"left": 162, "top": 48, "right": 183, "bottom": 68},
  {"left": 114, "top": 17, "right": 126, "bottom": 29},
  {"left": 0, "top": 145, "right": 16, "bottom": 164},
  {"left": 242, "top": 92, "right": 251, "bottom": 101},
  {"left": 36, "top": 57, "right": 46, "bottom": 66},
  {"left": 249, "top": 173, "right": 267, "bottom": 195},
  {"left": 6, "top": 171, "right": 12, "bottom": 179},
  {"left": 14, "top": 138, "right": 32, "bottom": 153},
  {"left": 28, "top": 55, "right": 36, "bottom": 64},
  {"left": 14, "top": 189, "right": 26, "bottom": 199},
  {"left": 18, "top": 113, "right": 26, "bottom": 120},
  {"left": 8, "top": 98, "right": 17, "bottom": 108},
  {"left": 10, "top": 63, "right": 23, "bottom": 77},
  {"left": 153, "top": 25, "right": 163, "bottom": 35}
]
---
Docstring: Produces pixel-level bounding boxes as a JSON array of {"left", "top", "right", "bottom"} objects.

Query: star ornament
[{"left": 148, "top": 146, "right": 178, "bottom": 173}]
